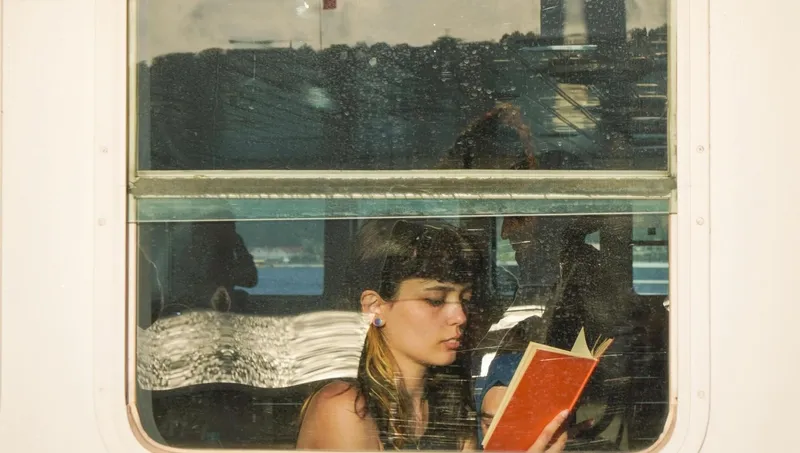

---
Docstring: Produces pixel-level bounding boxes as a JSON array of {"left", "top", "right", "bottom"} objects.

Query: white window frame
[{"left": 90, "top": 0, "right": 710, "bottom": 452}]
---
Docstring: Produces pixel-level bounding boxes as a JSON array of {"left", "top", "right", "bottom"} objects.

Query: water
[{"left": 246, "top": 266, "right": 324, "bottom": 296}]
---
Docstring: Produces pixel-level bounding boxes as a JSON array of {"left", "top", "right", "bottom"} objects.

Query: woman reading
[{"left": 296, "top": 220, "right": 573, "bottom": 452}]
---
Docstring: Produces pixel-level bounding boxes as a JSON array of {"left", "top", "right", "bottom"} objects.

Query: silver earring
[{"left": 373, "top": 317, "right": 385, "bottom": 327}]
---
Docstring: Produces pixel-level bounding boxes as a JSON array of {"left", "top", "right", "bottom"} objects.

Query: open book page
[
  {"left": 570, "top": 327, "right": 593, "bottom": 357},
  {"left": 569, "top": 327, "right": 615, "bottom": 358},
  {"left": 516, "top": 327, "right": 608, "bottom": 359},
  {"left": 591, "top": 335, "right": 615, "bottom": 358}
]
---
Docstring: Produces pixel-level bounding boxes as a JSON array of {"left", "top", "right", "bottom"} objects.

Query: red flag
[{"left": 323, "top": 0, "right": 336, "bottom": 9}]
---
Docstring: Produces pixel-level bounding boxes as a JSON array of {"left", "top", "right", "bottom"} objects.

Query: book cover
[{"left": 482, "top": 328, "right": 613, "bottom": 451}]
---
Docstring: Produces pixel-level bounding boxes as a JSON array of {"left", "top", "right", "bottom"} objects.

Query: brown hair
[
  {"left": 302, "top": 220, "right": 483, "bottom": 450},
  {"left": 350, "top": 220, "right": 481, "bottom": 449}
]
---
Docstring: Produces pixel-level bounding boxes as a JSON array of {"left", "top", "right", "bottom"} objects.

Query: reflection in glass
[
  {"left": 134, "top": 212, "right": 669, "bottom": 450},
  {"left": 495, "top": 214, "right": 668, "bottom": 297},
  {"left": 131, "top": 0, "right": 673, "bottom": 449},
  {"left": 133, "top": 0, "right": 668, "bottom": 171},
  {"left": 138, "top": 219, "right": 326, "bottom": 326}
]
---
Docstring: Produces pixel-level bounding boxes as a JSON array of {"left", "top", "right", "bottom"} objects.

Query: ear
[{"left": 360, "top": 290, "right": 384, "bottom": 320}]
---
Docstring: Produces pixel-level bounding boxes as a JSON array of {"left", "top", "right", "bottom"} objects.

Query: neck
[
  {"left": 394, "top": 354, "right": 427, "bottom": 404},
  {"left": 393, "top": 353, "right": 429, "bottom": 438}
]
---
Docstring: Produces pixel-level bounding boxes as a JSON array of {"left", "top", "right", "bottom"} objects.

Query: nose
[{"left": 446, "top": 300, "right": 467, "bottom": 327}]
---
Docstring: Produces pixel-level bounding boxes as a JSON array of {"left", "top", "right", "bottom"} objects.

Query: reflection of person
[
  {"left": 169, "top": 219, "right": 258, "bottom": 314},
  {"left": 502, "top": 215, "right": 615, "bottom": 349},
  {"left": 476, "top": 220, "right": 606, "bottom": 446},
  {"left": 206, "top": 221, "right": 259, "bottom": 291},
  {"left": 439, "top": 103, "right": 630, "bottom": 446},
  {"left": 296, "top": 220, "right": 573, "bottom": 452}
]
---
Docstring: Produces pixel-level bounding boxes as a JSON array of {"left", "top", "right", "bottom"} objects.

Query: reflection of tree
[
  {"left": 629, "top": 25, "right": 667, "bottom": 56},
  {"left": 499, "top": 31, "right": 539, "bottom": 47},
  {"left": 138, "top": 27, "right": 669, "bottom": 171}
]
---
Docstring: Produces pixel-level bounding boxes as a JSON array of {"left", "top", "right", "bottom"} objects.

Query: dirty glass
[
  {"left": 134, "top": 208, "right": 669, "bottom": 450},
  {"left": 494, "top": 213, "right": 668, "bottom": 297},
  {"left": 133, "top": 0, "right": 669, "bottom": 171},
  {"left": 131, "top": 0, "right": 673, "bottom": 450}
]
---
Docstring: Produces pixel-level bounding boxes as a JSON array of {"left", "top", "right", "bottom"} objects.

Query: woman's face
[{"left": 378, "top": 278, "right": 471, "bottom": 367}]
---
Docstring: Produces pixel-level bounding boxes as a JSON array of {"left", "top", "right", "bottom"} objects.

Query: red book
[
  {"left": 322, "top": 0, "right": 336, "bottom": 10},
  {"left": 482, "top": 328, "right": 614, "bottom": 451}
]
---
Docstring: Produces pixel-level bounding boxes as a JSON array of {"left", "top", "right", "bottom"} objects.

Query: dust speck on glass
[{"left": 131, "top": 0, "right": 671, "bottom": 451}]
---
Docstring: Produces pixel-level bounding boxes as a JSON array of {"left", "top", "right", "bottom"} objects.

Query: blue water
[{"left": 247, "top": 266, "right": 325, "bottom": 296}]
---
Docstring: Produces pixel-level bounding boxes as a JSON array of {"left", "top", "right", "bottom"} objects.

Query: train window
[
  {"left": 129, "top": 0, "right": 673, "bottom": 452},
  {"left": 137, "top": 219, "right": 326, "bottom": 328},
  {"left": 133, "top": 209, "right": 670, "bottom": 450},
  {"left": 495, "top": 214, "right": 670, "bottom": 297},
  {"left": 632, "top": 215, "right": 668, "bottom": 295},
  {"left": 238, "top": 221, "right": 325, "bottom": 296},
  {"left": 134, "top": 0, "right": 668, "bottom": 172}
]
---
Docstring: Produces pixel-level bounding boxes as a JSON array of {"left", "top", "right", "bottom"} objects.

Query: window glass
[
  {"left": 133, "top": 0, "right": 669, "bottom": 171},
  {"left": 495, "top": 213, "right": 669, "bottom": 297},
  {"left": 633, "top": 245, "right": 668, "bottom": 295},
  {"left": 131, "top": 0, "right": 673, "bottom": 450},
  {"left": 632, "top": 213, "right": 668, "bottom": 295},
  {"left": 134, "top": 207, "right": 670, "bottom": 451},
  {"left": 138, "top": 219, "right": 327, "bottom": 327},
  {"left": 239, "top": 221, "right": 324, "bottom": 296}
]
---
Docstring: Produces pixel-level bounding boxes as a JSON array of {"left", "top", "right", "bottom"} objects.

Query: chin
[{"left": 428, "top": 351, "right": 458, "bottom": 367}]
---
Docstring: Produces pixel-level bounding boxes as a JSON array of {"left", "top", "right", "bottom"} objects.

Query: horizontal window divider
[
  {"left": 131, "top": 197, "right": 673, "bottom": 223},
  {"left": 130, "top": 170, "right": 675, "bottom": 199}
]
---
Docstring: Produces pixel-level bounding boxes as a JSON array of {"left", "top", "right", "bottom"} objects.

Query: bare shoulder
[{"left": 296, "top": 381, "right": 381, "bottom": 450}]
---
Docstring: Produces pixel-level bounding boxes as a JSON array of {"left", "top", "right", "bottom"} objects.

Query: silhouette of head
[{"left": 439, "top": 103, "right": 599, "bottom": 288}]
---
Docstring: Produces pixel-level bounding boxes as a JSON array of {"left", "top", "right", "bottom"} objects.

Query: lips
[{"left": 443, "top": 337, "right": 462, "bottom": 350}]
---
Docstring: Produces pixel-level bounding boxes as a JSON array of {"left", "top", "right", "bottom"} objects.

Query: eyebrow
[
  {"left": 423, "top": 284, "right": 473, "bottom": 292},
  {"left": 479, "top": 411, "right": 495, "bottom": 419}
]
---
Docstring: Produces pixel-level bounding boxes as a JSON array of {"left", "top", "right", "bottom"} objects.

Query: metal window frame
[{"left": 129, "top": 170, "right": 675, "bottom": 201}]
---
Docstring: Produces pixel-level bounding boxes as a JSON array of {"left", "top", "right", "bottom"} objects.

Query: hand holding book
[{"left": 482, "top": 328, "right": 614, "bottom": 452}]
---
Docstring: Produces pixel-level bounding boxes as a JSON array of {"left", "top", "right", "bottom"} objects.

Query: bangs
[{"left": 380, "top": 221, "right": 481, "bottom": 293}]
